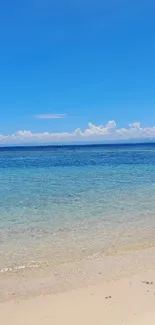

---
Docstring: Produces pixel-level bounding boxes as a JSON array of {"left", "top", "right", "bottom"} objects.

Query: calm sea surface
[{"left": 1, "top": 143, "right": 155, "bottom": 274}]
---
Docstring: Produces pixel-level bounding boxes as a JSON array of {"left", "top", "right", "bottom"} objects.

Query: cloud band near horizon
[{"left": 0, "top": 121, "right": 155, "bottom": 145}]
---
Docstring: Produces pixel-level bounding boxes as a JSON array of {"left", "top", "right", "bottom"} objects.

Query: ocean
[{"left": 1, "top": 143, "right": 155, "bottom": 300}]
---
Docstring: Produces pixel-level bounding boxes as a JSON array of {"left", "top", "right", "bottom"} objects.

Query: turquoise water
[{"left": 1, "top": 143, "right": 155, "bottom": 273}]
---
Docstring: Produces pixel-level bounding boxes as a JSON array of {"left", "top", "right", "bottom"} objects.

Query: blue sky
[{"left": 0, "top": 0, "right": 155, "bottom": 144}]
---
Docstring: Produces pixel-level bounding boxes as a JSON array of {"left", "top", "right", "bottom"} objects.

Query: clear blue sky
[{"left": 0, "top": 0, "right": 155, "bottom": 140}]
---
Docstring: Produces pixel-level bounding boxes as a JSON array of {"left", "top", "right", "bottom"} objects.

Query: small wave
[
  {"left": 0, "top": 258, "right": 70, "bottom": 274},
  {"left": 0, "top": 262, "right": 46, "bottom": 274}
]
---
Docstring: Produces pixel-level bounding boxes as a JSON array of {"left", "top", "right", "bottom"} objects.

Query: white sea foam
[{"left": 0, "top": 263, "right": 41, "bottom": 274}]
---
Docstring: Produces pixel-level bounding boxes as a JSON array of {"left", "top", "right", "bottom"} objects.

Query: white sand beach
[{"left": 1, "top": 269, "right": 155, "bottom": 325}]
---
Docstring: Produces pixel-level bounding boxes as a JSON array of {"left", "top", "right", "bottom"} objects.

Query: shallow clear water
[{"left": 1, "top": 143, "right": 155, "bottom": 273}]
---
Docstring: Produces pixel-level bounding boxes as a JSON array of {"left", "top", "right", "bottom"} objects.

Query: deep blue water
[{"left": 1, "top": 143, "right": 155, "bottom": 272}]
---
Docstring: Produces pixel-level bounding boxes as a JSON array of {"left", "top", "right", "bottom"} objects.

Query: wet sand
[{"left": 1, "top": 269, "right": 155, "bottom": 325}]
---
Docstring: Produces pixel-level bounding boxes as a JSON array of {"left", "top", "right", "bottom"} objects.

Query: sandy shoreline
[
  {"left": 1, "top": 269, "right": 155, "bottom": 325},
  {"left": 1, "top": 247, "right": 155, "bottom": 324},
  {"left": 1, "top": 246, "right": 155, "bottom": 303}
]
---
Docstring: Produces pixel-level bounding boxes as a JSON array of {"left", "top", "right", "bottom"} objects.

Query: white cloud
[
  {"left": 0, "top": 121, "right": 155, "bottom": 145},
  {"left": 35, "top": 114, "right": 67, "bottom": 119},
  {"left": 129, "top": 122, "right": 141, "bottom": 128}
]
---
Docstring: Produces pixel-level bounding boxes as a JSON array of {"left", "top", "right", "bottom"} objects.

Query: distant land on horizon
[{"left": 0, "top": 139, "right": 155, "bottom": 150}]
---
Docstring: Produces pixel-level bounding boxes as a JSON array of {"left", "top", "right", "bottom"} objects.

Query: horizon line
[{"left": 0, "top": 140, "right": 155, "bottom": 149}]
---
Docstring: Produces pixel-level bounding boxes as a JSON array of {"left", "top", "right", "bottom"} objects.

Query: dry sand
[{"left": 1, "top": 269, "right": 155, "bottom": 325}]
